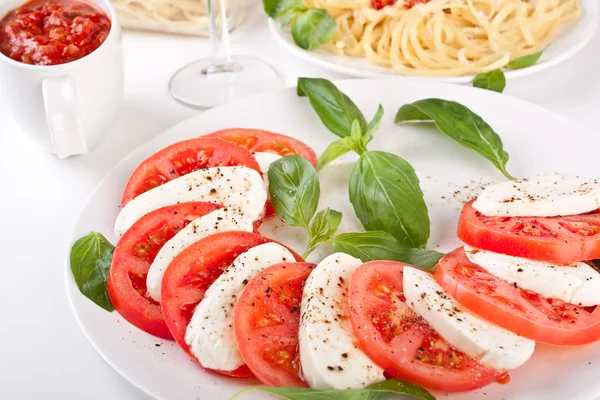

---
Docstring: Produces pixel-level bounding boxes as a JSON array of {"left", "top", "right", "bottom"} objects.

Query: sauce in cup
[{"left": 0, "top": 0, "right": 111, "bottom": 66}]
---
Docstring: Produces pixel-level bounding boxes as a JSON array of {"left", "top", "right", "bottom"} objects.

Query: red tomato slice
[
  {"left": 233, "top": 262, "right": 315, "bottom": 387},
  {"left": 458, "top": 200, "right": 600, "bottom": 263},
  {"left": 435, "top": 247, "right": 600, "bottom": 346},
  {"left": 107, "top": 202, "right": 221, "bottom": 339},
  {"left": 161, "top": 231, "right": 303, "bottom": 378},
  {"left": 203, "top": 128, "right": 318, "bottom": 167},
  {"left": 348, "top": 260, "right": 500, "bottom": 392},
  {"left": 121, "top": 138, "right": 261, "bottom": 207}
]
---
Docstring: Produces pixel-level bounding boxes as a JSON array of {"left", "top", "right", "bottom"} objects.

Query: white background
[{"left": 1, "top": 4, "right": 600, "bottom": 400}]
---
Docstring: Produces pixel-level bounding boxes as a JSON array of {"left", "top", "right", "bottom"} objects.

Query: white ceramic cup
[{"left": 0, "top": 0, "right": 123, "bottom": 159}]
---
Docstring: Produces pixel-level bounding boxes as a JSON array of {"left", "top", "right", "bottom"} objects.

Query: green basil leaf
[
  {"left": 364, "top": 104, "right": 384, "bottom": 142},
  {"left": 231, "top": 378, "right": 435, "bottom": 400},
  {"left": 395, "top": 99, "right": 515, "bottom": 180},
  {"left": 317, "top": 137, "right": 353, "bottom": 170},
  {"left": 291, "top": 8, "right": 336, "bottom": 51},
  {"left": 332, "top": 231, "right": 443, "bottom": 269},
  {"left": 297, "top": 77, "right": 367, "bottom": 138},
  {"left": 505, "top": 51, "right": 543, "bottom": 69},
  {"left": 70, "top": 232, "right": 115, "bottom": 312},
  {"left": 263, "top": 0, "right": 301, "bottom": 18},
  {"left": 269, "top": 155, "right": 320, "bottom": 229},
  {"left": 473, "top": 70, "right": 506, "bottom": 93},
  {"left": 349, "top": 151, "right": 430, "bottom": 248},
  {"left": 307, "top": 208, "right": 342, "bottom": 250}
]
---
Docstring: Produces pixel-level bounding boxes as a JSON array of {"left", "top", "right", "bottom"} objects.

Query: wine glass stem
[{"left": 208, "top": 0, "right": 232, "bottom": 69}]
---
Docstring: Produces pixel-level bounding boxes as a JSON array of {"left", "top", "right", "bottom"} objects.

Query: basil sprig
[
  {"left": 506, "top": 51, "right": 543, "bottom": 69},
  {"left": 349, "top": 151, "right": 430, "bottom": 248},
  {"left": 231, "top": 378, "right": 435, "bottom": 400},
  {"left": 298, "top": 77, "right": 432, "bottom": 249},
  {"left": 264, "top": 0, "right": 335, "bottom": 51},
  {"left": 70, "top": 232, "right": 115, "bottom": 311},
  {"left": 332, "top": 231, "right": 443, "bottom": 269},
  {"left": 268, "top": 155, "right": 342, "bottom": 258},
  {"left": 395, "top": 99, "right": 515, "bottom": 180},
  {"left": 472, "top": 50, "right": 543, "bottom": 93},
  {"left": 473, "top": 69, "right": 506, "bottom": 93}
]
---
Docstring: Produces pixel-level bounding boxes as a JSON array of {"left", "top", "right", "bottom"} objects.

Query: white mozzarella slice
[
  {"left": 299, "top": 253, "right": 385, "bottom": 390},
  {"left": 114, "top": 166, "right": 266, "bottom": 237},
  {"left": 465, "top": 247, "right": 600, "bottom": 306},
  {"left": 185, "top": 243, "right": 294, "bottom": 371},
  {"left": 146, "top": 208, "right": 254, "bottom": 303},
  {"left": 252, "top": 152, "right": 282, "bottom": 173},
  {"left": 252, "top": 152, "right": 282, "bottom": 187},
  {"left": 472, "top": 173, "right": 600, "bottom": 217},
  {"left": 403, "top": 267, "right": 535, "bottom": 371}
]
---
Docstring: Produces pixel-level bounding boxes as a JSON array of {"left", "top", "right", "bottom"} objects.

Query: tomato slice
[
  {"left": 203, "top": 128, "right": 318, "bottom": 167},
  {"left": 121, "top": 138, "right": 261, "bottom": 207},
  {"left": 435, "top": 247, "right": 600, "bottom": 346},
  {"left": 107, "top": 202, "right": 221, "bottom": 339},
  {"left": 458, "top": 200, "right": 600, "bottom": 263},
  {"left": 160, "top": 231, "right": 303, "bottom": 378},
  {"left": 233, "top": 262, "right": 314, "bottom": 387},
  {"left": 348, "top": 261, "right": 500, "bottom": 392}
]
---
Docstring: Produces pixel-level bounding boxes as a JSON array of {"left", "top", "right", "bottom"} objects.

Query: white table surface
[{"left": 1, "top": 4, "right": 600, "bottom": 400}]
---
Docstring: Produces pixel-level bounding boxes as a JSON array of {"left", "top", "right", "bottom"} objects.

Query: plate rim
[
  {"left": 268, "top": 0, "right": 599, "bottom": 82},
  {"left": 65, "top": 78, "right": 600, "bottom": 400}
]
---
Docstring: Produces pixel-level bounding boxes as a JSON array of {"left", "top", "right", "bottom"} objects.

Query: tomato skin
[
  {"left": 161, "top": 231, "right": 303, "bottom": 378},
  {"left": 107, "top": 202, "right": 221, "bottom": 340},
  {"left": 234, "top": 262, "right": 314, "bottom": 387},
  {"left": 458, "top": 200, "right": 600, "bottom": 263},
  {"left": 435, "top": 247, "right": 600, "bottom": 346},
  {"left": 121, "top": 138, "right": 261, "bottom": 207},
  {"left": 348, "top": 261, "right": 500, "bottom": 392},
  {"left": 203, "top": 128, "right": 318, "bottom": 168}
]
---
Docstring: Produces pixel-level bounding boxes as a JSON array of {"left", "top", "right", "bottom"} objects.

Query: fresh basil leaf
[
  {"left": 263, "top": 0, "right": 301, "bottom": 18},
  {"left": 231, "top": 378, "right": 435, "bottom": 400},
  {"left": 291, "top": 8, "right": 336, "bottom": 51},
  {"left": 269, "top": 155, "right": 320, "bottom": 229},
  {"left": 297, "top": 77, "right": 367, "bottom": 138},
  {"left": 332, "top": 231, "right": 443, "bottom": 269},
  {"left": 505, "top": 51, "right": 543, "bottom": 69},
  {"left": 364, "top": 104, "right": 384, "bottom": 142},
  {"left": 317, "top": 137, "right": 353, "bottom": 170},
  {"left": 307, "top": 208, "right": 342, "bottom": 252},
  {"left": 473, "top": 70, "right": 506, "bottom": 93},
  {"left": 349, "top": 151, "right": 430, "bottom": 248},
  {"left": 70, "top": 232, "right": 115, "bottom": 312},
  {"left": 395, "top": 99, "right": 515, "bottom": 180},
  {"left": 348, "top": 119, "right": 368, "bottom": 155}
]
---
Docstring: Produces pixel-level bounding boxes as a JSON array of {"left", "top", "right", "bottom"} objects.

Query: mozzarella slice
[
  {"left": 472, "top": 173, "right": 600, "bottom": 217},
  {"left": 465, "top": 246, "right": 600, "bottom": 306},
  {"left": 185, "top": 243, "right": 294, "bottom": 371},
  {"left": 299, "top": 253, "right": 385, "bottom": 390},
  {"left": 146, "top": 208, "right": 254, "bottom": 303},
  {"left": 252, "top": 152, "right": 282, "bottom": 188},
  {"left": 114, "top": 166, "right": 266, "bottom": 237},
  {"left": 403, "top": 267, "right": 535, "bottom": 371}
]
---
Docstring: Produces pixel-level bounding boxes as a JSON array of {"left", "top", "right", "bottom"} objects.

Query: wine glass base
[{"left": 169, "top": 55, "right": 282, "bottom": 109}]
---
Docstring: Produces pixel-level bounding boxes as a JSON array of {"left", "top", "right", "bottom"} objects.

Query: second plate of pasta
[{"left": 269, "top": 0, "right": 598, "bottom": 82}]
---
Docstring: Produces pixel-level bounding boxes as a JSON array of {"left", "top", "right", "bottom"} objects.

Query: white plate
[
  {"left": 66, "top": 79, "right": 600, "bottom": 400},
  {"left": 269, "top": 0, "right": 599, "bottom": 83}
]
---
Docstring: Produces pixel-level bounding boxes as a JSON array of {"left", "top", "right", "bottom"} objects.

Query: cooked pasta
[
  {"left": 111, "top": 0, "right": 237, "bottom": 36},
  {"left": 306, "top": 0, "right": 582, "bottom": 76}
]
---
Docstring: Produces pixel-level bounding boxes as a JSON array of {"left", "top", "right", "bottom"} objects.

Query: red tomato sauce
[
  {"left": 371, "top": 0, "right": 431, "bottom": 10},
  {"left": 0, "top": 0, "right": 111, "bottom": 66}
]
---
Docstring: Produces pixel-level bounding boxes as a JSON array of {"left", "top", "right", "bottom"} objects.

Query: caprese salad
[{"left": 69, "top": 80, "right": 600, "bottom": 399}]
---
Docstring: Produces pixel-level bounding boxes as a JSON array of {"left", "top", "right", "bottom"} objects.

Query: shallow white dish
[
  {"left": 66, "top": 79, "right": 600, "bottom": 400},
  {"left": 269, "top": 0, "right": 598, "bottom": 83}
]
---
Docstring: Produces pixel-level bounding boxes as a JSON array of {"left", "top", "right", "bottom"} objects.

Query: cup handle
[{"left": 42, "top": 76, "right": 88, "bottom": 159}]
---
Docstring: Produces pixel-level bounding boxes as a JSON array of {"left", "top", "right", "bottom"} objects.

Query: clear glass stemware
[{"left": 169, "top": 0, "right": 281, "bottom": 109}]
